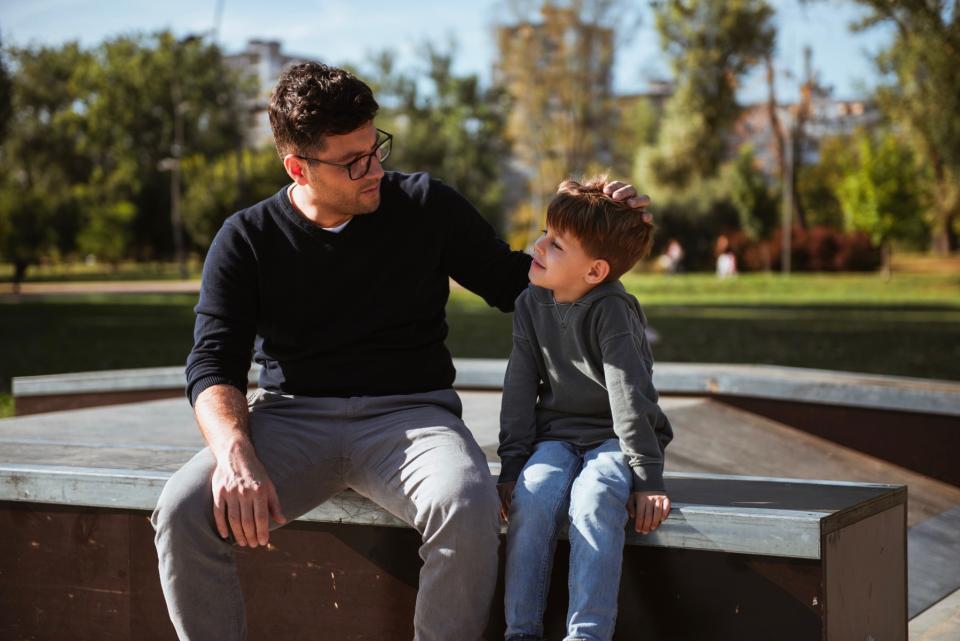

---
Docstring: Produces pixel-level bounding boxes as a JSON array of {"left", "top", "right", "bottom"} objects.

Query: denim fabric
[{"left": 504, "top": 438, "right": 632, "bottom": 641}]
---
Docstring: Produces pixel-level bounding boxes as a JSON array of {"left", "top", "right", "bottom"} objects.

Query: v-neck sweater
[{"left": 185, "top": 171, "right": 531, "bottom": 404}]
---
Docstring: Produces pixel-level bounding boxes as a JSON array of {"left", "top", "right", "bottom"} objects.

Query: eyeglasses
[{"left": 297, "top": 129, "right": 393, "bottom": 180}]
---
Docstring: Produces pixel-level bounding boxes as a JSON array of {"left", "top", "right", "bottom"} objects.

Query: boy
[{"left": 497, "top": 177, "right": 674, "bottom": 641}]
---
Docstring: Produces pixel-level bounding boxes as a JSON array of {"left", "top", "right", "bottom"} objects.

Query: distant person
[
  {"left": 150, "top": 62, "right": 651, "bottom": 641},
  {"left": 715, "top": 234, "right": 737, "bottom": 278},
  {"left": 658, "top": 238, "right": 684, "bottom": 274},
  {"left": 496, "top": 177, "right": 673, "bottom": 641}
]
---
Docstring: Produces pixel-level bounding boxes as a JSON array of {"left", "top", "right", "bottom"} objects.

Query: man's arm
[
  {"left": 194, "top": 384, "right": 286, "bottom": 547},
  {"left": 434, "top": 179, "right": 651, "bottom": 313},
  {"left": 186, "top": 220, "right": 285, "bottom": 547}
]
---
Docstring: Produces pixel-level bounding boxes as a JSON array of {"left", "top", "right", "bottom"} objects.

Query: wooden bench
[
  {"left": 14, "top": 359, "right": 960, "bottom": 486},
  {"left": 0, "top": 461, "right": 906, "bottom": 641}
]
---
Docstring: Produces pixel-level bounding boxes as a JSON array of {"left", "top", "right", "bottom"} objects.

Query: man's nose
[{"left": 367, "top": 155, "right": 385, "bottom": 180}]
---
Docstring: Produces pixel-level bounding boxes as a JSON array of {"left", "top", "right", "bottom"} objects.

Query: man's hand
[
  {"left": 603, "top": 181, "right": 653, "bottom": 223},
  {"left": 497, "top": 481, "right": 516, "bottom": 522},
  {"left": 211, "top": 441, "right": 287, "bottom": 547},
  {"left": 627, "top": 491, "right": 670, "bottom": 535}
]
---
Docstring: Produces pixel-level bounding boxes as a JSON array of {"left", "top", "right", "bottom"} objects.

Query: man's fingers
[
  {"left": 239, "top": 492, "right": 258, "bottom": 548},
  {"left": 663, "top": 497, "right": 671, "bottom": 519},
  {"left": 603, "top": 180, "right": 627, "bottom": 195},
  {"left": 212, "top": 491, "right": 229, "bottom": 539},
  {"left": 626, "top": 194, "right": 651, "bottom": 210},
  {"left": 253, "top": 494, "right": 270, "bottom": 547},
  {"left": 626, "top": 495, "right": 636, "bottom": 519},
  {"left": 268, "top": 484, "right": 286, "bottom": 526},
  {"left": 226, "top": 495, "right": 247, "bottom": 547}
]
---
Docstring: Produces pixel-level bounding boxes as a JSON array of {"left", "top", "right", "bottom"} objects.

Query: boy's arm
[
  {"left": 595, "top": 298, "right": 674, "bottom": 494},
  {"left": 497, "top": 311, "right": 541, "bottom": 486}
]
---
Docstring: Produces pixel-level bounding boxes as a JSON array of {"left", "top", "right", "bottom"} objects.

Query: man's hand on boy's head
[
  {"left": 603, "top": 181, "right": 653, "bottom": 223},
  {"left": 627, "top": 491, "right": 671, "bottom": 535},
  {"left": 497, "top": 481, "right": 516, "bottom": 522}
]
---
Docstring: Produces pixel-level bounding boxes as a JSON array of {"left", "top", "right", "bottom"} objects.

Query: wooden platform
[{"left": 0, "top": 390, "right": 954, "bottom": 639}]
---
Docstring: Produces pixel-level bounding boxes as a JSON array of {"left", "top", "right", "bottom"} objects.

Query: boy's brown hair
[{"left": 546, "top": 176, "right": 655, "bottom": 281}]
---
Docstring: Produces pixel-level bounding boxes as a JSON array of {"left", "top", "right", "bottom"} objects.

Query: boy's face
[{"left": 529, "top": 226, "right": 608, "bottom": 303}]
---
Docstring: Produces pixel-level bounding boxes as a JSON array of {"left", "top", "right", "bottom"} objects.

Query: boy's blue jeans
[{"left": 504, "top": 438, "right": 632, "bottom": 641}]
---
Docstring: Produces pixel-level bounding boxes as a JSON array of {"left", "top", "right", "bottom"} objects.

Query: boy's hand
[
  {"left": 497, "top": 482, "right": 516, "bottom": 522},
  {"left": 603, "top": 181, "right": 653, "bottom": 223},
  {"left": 627, "top": 491, "right": 670, "bottom": 535}
]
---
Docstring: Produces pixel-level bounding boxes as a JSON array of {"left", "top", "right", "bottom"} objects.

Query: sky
[{"left": 1, "top": 0, "right": 894, "bottom": 104}]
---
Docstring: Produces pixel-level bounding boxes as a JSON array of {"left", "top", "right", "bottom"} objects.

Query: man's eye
[{"left": 551, "top": 241, "right": 562, "bottom": 250}]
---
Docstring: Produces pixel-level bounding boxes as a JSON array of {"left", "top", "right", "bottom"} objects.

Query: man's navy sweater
[{"left": 185, "top": 171, "right": 531, "bottom": 405}]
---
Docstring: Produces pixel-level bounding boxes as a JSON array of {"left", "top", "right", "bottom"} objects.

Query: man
[{"left": 151, "top": 62, "right": 649, "bottom": 641}]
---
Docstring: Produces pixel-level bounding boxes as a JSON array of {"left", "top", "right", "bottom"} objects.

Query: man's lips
[{"left": 360, "top": 181, "right": 380, "bottom": 195}]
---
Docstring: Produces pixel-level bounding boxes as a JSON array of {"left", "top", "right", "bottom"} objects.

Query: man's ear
[
  {"left": 282, "top": 154, "right": 310, "bottom": 185},
  {"left": 586, "top": 259, "right": 610, "bottom": 284}
]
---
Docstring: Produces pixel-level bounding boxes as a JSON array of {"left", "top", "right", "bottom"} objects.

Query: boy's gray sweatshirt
[{"left": 497, "top": 281, "right": 673, "bottom": 491}]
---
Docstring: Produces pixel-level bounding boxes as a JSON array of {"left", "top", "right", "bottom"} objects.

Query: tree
[
  {"left": 0, "top": 38, "right": 12, "bottom": 146},
  {"left": 77, "top": 32, "right": 255, "bottom": 259},
  {"left": 729, "top": 145, "right": 779, "bottom": 240},
  {"left": 365, "top": 44, "right": 513, "bottom": 232},
  {"left": 180, "top": 147, "right": 289, "bottom": 247},
  {"left": 641, "top": 0, "right": 776, "bottom": 187},
  {"left": 848, "top": 0, "right": 960, "bottom": 254},
  {"left": 0, "top": 42, "right": 92, "bottom": 286},
  {"left": 837, "top": 130, "right": 929, "bottom": 274},
  {"left": 0, "top": 32, "right": 257, "bottom": 283},
  {"left": 495, "top": 1, "right": 633, "bottom": 245},
  {"left": 797, "top": 135, "right": 850, "bottom": 230}
]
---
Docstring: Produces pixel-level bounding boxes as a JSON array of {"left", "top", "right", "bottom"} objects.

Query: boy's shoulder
[
  {"left": 583, "top": 282, "right": 647, "bottom": 334},
  {"left": 514, "top": 284, "right": 552, "bottom": 314}
]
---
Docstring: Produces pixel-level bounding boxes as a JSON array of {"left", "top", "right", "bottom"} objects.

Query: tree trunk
[
  {"left": 12, "top": 260, "right": 28, "bottom": 294},
  {"left": 929, "top": 167, "right": 959, "bottom": 256}
]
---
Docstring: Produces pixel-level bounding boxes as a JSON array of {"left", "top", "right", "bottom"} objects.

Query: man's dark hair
[{"left": 268, "top": 62, "right": 379, "bottom": 157}]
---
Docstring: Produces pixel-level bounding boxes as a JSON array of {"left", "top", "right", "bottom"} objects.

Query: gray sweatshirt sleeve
[
  {"left": 596, "top": 297, "right": 670, "bottom": 492},
  {"left": 497, "top": 303, "right": 540, "bottom": 484}
]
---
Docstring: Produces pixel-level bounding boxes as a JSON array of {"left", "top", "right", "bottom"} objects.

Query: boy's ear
[{"left": 585, "top": 259, "right": 610, "bottom": 284}]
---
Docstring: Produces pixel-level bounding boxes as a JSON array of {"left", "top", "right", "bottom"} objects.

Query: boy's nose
[{"left": 533, "top": 236, "right": 545, "bottom": 255}]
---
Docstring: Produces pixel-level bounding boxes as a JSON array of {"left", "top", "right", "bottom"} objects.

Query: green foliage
[
  {"left": 76, "top": 201, "right": 136, "bottom": 265},
  {"left": 837, "top": 130, "right": 928, "bottom": 250},
  {"left": 797, "top": 136, "right": 849, "bottom": 229},
  {"left": 0, "top": 32, "right": 256, "bottom": 281},
  {"left": 0, "top": 38, "right": 11, "bottom": 145},
  {"left": 365, "top": 44, "right": 512, "bottom": 231},
  {"left": 612, "top": 96, "right": 663, "bottom": 177},
  {"left": 643, "top": 0, "right": 775, "bottom": 187},
  {"left": 181, "top": 147, "right": 289, "bottom": 247},
  {"left": 729, "top": 145, "right": 778, "bottom": 240},
  {"left": 850, "top": 0, "right": 960, "bottom": 253}
]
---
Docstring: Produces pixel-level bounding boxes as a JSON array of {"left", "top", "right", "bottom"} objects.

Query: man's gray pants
[{"left": 151, "top": 388, "right": 500, "bottom": 641}]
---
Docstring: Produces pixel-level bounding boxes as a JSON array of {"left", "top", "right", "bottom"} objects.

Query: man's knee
[
  {"left": 152, "top": 454, "right": 219, "bottom": 547},
  {"left": 417, "top": 467, "right": 499, "bottom": 536}
]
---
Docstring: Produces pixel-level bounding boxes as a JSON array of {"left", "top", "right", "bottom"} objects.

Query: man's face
[
  {"left": 300, "top": 121, "right": 385, "bottom": 218},
  {"left": 529, "top": 225, "right": 599, "bottom": 299}
]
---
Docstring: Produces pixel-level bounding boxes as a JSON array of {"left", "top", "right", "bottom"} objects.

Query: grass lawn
[{"left": 1, "top": 272, "right": 958, "bottom": 417}]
